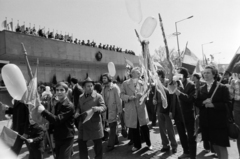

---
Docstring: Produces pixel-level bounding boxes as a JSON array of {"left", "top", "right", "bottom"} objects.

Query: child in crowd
[{"left": 23, "top": 119, "right": 45, "bottom": 159}]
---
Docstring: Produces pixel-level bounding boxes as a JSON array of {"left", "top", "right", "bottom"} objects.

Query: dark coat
[
  {"left": 72, "top": 84, "right": 83, "bottom": 109},
  {"left": 170, "top": 79, "right": 195, "bottom": 120},
  {"left": 41, "top": 98, "right": 75, "bottom": 140},
  {"left": 24, "top": 123, "right": 45, "bottom": 151},
  {"left": 5, "top": 101, "right": 29, "bottom": 135},
  {"left": 78, "top": 90, "right": 106, "bottom": 141},
  {"left": 195, "top": 81, "right": 231, "bottom": 128}
]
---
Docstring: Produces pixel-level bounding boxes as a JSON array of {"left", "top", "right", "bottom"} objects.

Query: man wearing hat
[
  {"left": 77, "top": 77, "right": 106, "bottom": 159},
  {"left": 102, "top": 73, "right": 122, "bottom": 151}
]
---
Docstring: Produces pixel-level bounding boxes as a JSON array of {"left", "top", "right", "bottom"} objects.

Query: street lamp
[
  {"left": 201, "top": 41, "right": 213, "bottom": 65},
  {"left": 175, "top": 15, "right": 194, "bottom": 57}
]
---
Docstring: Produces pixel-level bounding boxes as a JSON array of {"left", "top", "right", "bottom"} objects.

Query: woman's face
[
  {"left": 203, "top": 68, "right": 214, "bottom": 81},
  {"left": 55, "top": 86, "right": 67, "bottom": 100}
]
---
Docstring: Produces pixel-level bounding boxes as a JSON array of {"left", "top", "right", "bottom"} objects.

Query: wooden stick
[
  {"left": 21, "top": 43, "right": 33, "bottom": 79},
  {"left": 158, "top": 13, "right": 173, "bottom": 81}
]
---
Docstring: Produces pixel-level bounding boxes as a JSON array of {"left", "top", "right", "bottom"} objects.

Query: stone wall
[{"left": 0, "top": 31, "right": 138, "bottom": 82}]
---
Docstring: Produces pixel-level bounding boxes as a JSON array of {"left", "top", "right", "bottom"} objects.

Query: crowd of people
[
  {"left": 0, "top": 64, "right": 239, "bottom": 159},
  {"left": 12, "top": 25, "right": 135, "bottom": 55}
]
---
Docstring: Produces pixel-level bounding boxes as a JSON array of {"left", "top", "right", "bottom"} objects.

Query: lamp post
[
  {"left": 201, "top": 41, "right": 213, "bottom": 66},
  {"left": 175, "top": 15, "right": 193, "bottom": 58}
]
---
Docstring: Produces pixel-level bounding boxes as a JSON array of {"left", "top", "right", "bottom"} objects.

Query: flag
[
  {"left": 80, "top": 109, "right": 94, "bottom": 124},
  {"left": 226, "top": 46, "right": 240, "bottom": 73},
  {"left": 182, "top": 47, "right": 199, "bottom": 74},
  {"left": 151, "top": 61, "right": 168, "bottom": 109},
  {"left": 0, "top": 126, "right": 18, "bottom": 147},
  {"left": 1, "top": 20, "right": 7, "bottom": 29},
  {"left": 0, "top": 139, "right": 17, "bottom": 158},
  {"left": 21, "top": 60, "right": 43, "bottom": 124},
  {"left": 195, "top": 60, "right": 204, "bottom": 73}
]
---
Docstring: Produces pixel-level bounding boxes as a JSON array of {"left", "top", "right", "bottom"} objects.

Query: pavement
[{"left": 0, "top": 120, "right": 238, "bottom": 159}]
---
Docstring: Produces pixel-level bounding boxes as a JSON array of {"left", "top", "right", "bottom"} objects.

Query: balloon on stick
[
  {"left": 140, "top": 17, "right": 157, "bottom": 38},
  {"left": 108, "top": 62, "right": 116, "bottom": 77},
  {"left": 2, "top": 64, "right": 27, "bottom": 100},
  {"left": 125, "top": 0, "right": 142, "bottom": 23}
]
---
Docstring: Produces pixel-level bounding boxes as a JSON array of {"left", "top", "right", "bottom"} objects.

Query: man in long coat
[
  {"left": 121, "top": 67, "right": 152, "bottom": 152},
  {"left": 77, "top": 77, "right": 106, "bottom": 159},
  {"left": 102, "top": 73, "right": 122, "bottom": 151}
]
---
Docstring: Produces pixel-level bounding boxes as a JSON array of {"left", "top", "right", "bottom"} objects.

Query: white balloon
[
  {"left": 140, "top": 17, "right": 157, "bottom": 38},
  {"left": 2, "top": 64, "right": 27, "bottom": 100},
  {"left": 108, "top": 62, "right": 116, "bottom": 77},
  {"left": 125, "top": 0, "right": 142, "bottom": 23}
]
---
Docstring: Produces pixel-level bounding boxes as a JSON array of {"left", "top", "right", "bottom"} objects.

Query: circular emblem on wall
[{"left": 95, "top": 51, "right": 102, "bottom": 61}]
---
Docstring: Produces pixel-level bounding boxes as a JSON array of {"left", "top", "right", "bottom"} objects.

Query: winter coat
[
  {"left": 78, "top": 90, "right": 106, "bottom": 141},
  {"left": 120, "top": 79, "right": 149, "bottom": 128},
  {"left": 102, "top": 83, "right": 122, "bottom": 123}
]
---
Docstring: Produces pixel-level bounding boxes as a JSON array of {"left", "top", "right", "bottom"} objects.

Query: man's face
[
  {"left": 131, "top": 70, "right": 140, "bottom": 79},
  {"left": 56, "top": 86, "right": 67, "bottom": 100},
  {"left": 192, "top": 76, "right": 197, "bottom": 83},
  {"left": 102, "top": 76, "right": 109, "bottom": 84},
  {"left": 84, "top": 83, "right": 94, "bottom": 93}
]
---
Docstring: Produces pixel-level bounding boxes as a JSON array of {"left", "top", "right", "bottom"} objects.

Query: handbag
[{"left": 226, "top": 105, "right": 240, "bottom": 139}]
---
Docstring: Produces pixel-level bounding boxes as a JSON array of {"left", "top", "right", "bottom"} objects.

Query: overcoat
[
  {"left": 102, "top": 83, "right": 122, "bottom": 123},
  {"left": 170, "top": 79, "right": 195, "bottom": 121},
  {"left": 120, "top": 79, "right": 149, "bottom": 128},
  {"left": 195, "top": 81, "right": 231, "bottom": 128},
  {"left": 78, "top": 90, "right": 106, "bottom": 141}
]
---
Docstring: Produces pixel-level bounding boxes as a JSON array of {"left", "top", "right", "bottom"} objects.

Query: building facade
[{"left": 0, "top": 30, "right": 139, "bottom": 83}]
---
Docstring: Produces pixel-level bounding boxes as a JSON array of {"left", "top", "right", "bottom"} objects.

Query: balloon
[
  {"left": 108, "top": 62, "right": 116, "bottom": 77},
  {"left": 125, "top": 0, "right": 142, "bottom": 23},
  {"left": 140, "top": 17, "right": 157, "bottom": 38},
  {"left": 2, "top": 64, "right": 27, "bottom": 100}
]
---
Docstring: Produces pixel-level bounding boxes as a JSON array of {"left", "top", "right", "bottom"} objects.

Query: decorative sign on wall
[{"left": 95, "top": 51, "right": 102, "bottom": 61}]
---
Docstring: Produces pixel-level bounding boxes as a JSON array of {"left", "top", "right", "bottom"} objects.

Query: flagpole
[
  {"left": 158, "top": 13, "right": 173, "bottom": 81},
  {"left": 18, "top": 133, "right": 27, "bottom": 140},
  {"left": 21, "top": 43, "right": 34, "bottom": 79}
]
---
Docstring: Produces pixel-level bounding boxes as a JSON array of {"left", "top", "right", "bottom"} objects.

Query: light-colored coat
[
  {"left": 120, "top": 79, "right": 149, "bottom": 128},
  {"left": 102, "top": 83, "right": 122, "bottom": 123},
  {"left": 78, "top": 90, "right": 106, "bottom": 141}
]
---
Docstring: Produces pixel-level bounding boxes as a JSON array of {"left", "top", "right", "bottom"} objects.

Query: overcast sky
[{"left": 1, "top": 0, "right": 240, "bottom": 64}]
